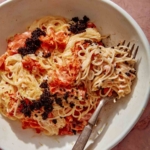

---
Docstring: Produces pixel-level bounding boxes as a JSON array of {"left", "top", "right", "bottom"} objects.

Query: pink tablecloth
[{"left": 0, "top": 0, "right": 149, "bottom": 150}]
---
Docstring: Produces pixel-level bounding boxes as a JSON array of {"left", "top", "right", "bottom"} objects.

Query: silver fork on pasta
[
  {"left": 72, "top": 41, "right": 139, "bottom": 150},
  {"left": 117, "top": 40, "right": 139, "bottom": 59}
]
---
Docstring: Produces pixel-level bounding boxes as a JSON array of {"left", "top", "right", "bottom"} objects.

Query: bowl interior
[{"left": 0, "top": 0, "right": 149, "bottom": 150}]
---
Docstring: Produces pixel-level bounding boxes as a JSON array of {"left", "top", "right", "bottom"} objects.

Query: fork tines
[
  {"left": 117, "top": 40, "right": 139, "bottom": 59},
  {"left": 133, "top": 46, "right": 139, "bottom": 59}
]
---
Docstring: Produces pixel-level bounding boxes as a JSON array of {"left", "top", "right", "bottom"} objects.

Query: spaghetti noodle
[{"left": 0, "top": 16, "right": 136, "bottom": 135}]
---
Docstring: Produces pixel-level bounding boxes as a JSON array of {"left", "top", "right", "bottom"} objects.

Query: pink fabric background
[
  {"left": 113, "top": 0, "right": 150, "bottom": 42},
  {"left": 0, "top": 0, "right": 149, "bottom": 150}
]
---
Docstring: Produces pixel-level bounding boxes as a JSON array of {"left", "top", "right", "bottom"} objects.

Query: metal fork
[
  {"left": 117, "top": 40, "right": 139, "bottom": 59},
  {"left": 72, "top": 41, "right": 139, "bottom": 150}
]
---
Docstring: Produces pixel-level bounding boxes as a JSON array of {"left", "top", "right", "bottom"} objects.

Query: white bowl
[{"left": 0, "top": 0, "right": 149, "bottom": 150}]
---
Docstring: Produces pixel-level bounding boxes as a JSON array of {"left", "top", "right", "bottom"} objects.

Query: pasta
[{"left": 0, "top": 16, "right": 136, "bottom": 135}]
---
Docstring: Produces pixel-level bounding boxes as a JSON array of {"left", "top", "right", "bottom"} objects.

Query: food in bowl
[{"left": 0, "top": 15, "right": 137, "bottom": 136}]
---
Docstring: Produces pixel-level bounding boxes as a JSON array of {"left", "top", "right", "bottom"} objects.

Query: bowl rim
[
  {"left": 0, "top": 0, "right": 149, "bottom": 150},
  {"left": 102, "top": 0, "right": 150, "bottom": 149}
]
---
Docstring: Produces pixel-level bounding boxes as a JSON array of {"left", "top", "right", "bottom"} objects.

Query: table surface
[{"left": 0, "top": 0, "right": 150, "bottom": 150}]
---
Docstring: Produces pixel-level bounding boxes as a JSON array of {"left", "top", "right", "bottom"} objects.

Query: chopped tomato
[
  {"left": 8, "top": 111, "right": 14, "bottom": 117},
  {"left": 59, "top": 112, "right": 92, "bottom": 135},
  {"left": 66, "top": 116, "right": 73, "bottom": 122},
  {"left": 7, "top": 31, "right": 31, "bottom": 55},
  {"left": 40, "top": 35, "right": 56, "bottom": 52},
  {"left": 81, "top": 113, "right": 92, "bottom": 121},
  {"left": 22, "top": 56, "right": 45, "bottom": 74},
  {"left": 8, "top": 93, "right": 18, "bottom": 107},
  {"left": 74, "top": 110, "right": 80, "bottom": 116},
  {"left": 48, "top": 112, "right": 53, "bottom": 118},
  {"left": 40, "top": 28, "right": 55, "bottom": 52},
  {"left": 22, "top": 118, "right": 42, "bottom": 133},
  {"left": 79, "top": 101, "right": 86, "bottom": 105},
  {"left": 87, "top": 22, "right": 96, "bottom": 28},
  {"left": 59, "top": 125, "right": 73, "bottom": 135},
  {"left": 49, "top": 58, "right": 81, "bottom": 91},
  {"left": 7, "top": 93, "right": 19, "bottom": 117},
  {"left": 40, "top": 30, "right": 68, "bottom": 53},
  {"left": 55, "top": 32, "right": 68, "bottom": 51},
  {"left": 103, "top": 88, "right": 113, "bottom": 97},
  {"left": 59, "top": 116, "right": 74, "bottom": 135},
  {"left": 72, "top": 41, "right": 82, "bottom": 54},
  {"left": 0, "top": 54, "right": 8, "bottom": 71}
]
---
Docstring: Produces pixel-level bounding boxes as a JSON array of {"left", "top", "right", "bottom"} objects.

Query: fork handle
[
  {"left": 72, "top": 124, "right": 92, "bottom": 150},
  {"left": 72, "top": 99, "right": 106, "bottom": 150},
  {"left": 88, "top": 98, "right": 105, "bottom": 125}
]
